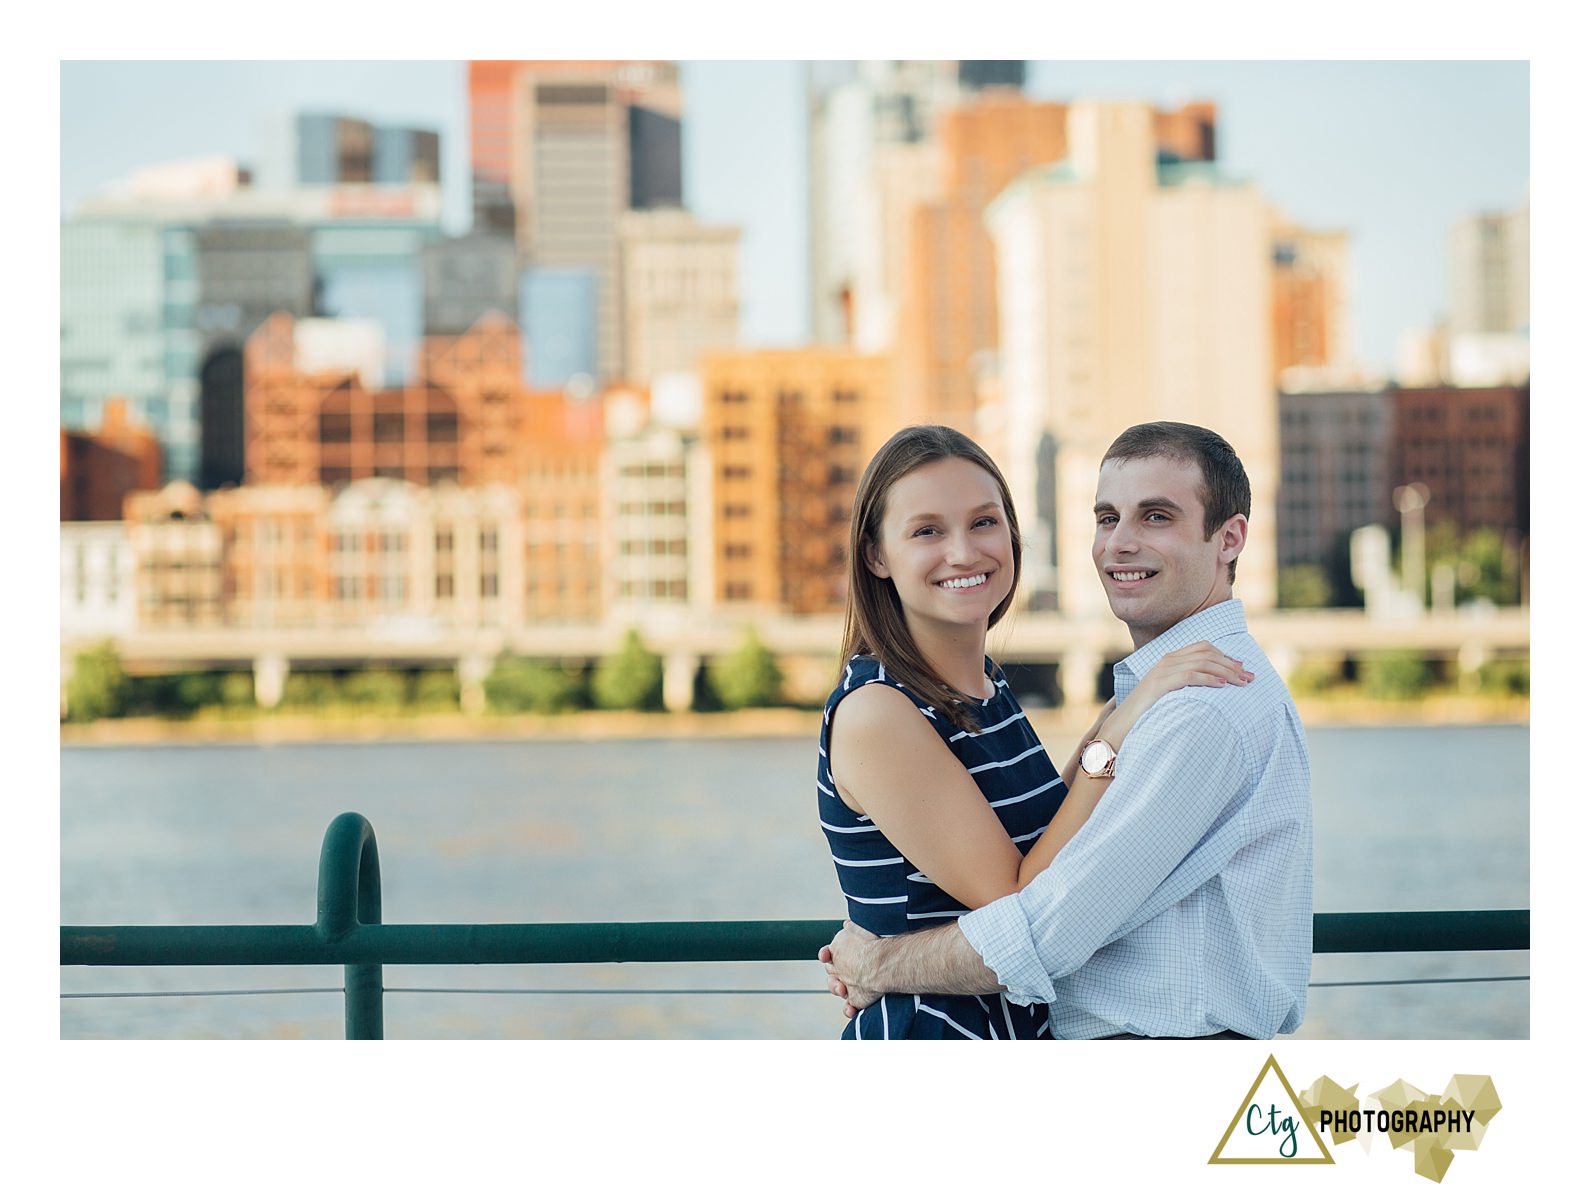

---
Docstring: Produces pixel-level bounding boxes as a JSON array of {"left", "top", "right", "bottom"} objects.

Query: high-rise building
[
  {"left": 807, "top": 61, "right": 964, "bottom": 347},
  {"left": 1450, "top": 200, "right": 1529, "bottom": 338},
  {"left": 986, "top": 101, "right": 1276, "bottom": 615},
  {"left": 423, "top": 232, "right": 519, "bottom": 336},
  {"left": 1389, "top": 383, "right": 1529, "bottom": 540},
  {"left": 1276, "top": 387, "right": 1393, "bottom": 597},
  {"left": 60, "top": 398, "right": 164, "bottom": 521},
  {"left": 64, "top": 161, "right": 442, "bottom": 480},
  {"left": 263, "top": 113, "right": 441, "bottom": 187},
  {"left": 958, "top": 61, "right": 1027, "bottom": 92},
  {"left": 194, "top": 222, "right": 316, "bottom": 489},
  {"left": 618, "top": 208, "right": 741, "bottom": 383},
  {"left": 519, "top": 267, "right": 599, "bottom": 388},
  {"left": 894, "top": 94, "right": 1071, "bottom": 431},
  {"left": 1270, "top": 214, "right": 1352, "bottom": 384},
  {"left": 467, "top": 60, "right": 684, "bottom": 382},
  {"left": 702, "top": 349, "right": 891, "bottom": 614}
]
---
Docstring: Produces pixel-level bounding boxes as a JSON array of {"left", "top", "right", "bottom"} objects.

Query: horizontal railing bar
[
  {"left": 1306, "top": 975, "right": 1527, "bottom": 988},
  {"left": 61, "top": 910, "right": 1529, "bottom": 969},
  {"left": 61, "top": 987, "right": 345, "bottom": 999},
  {"left": 60, "top": 974, "right": 1532, "bottom": 1002},
  {"left": 1312, "top": 909, "right": 1527, "bottom": 953}
]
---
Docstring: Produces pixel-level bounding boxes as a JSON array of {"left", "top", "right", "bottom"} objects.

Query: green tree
[
  {"left": 1288, "top": 659, "right": 1340, "bottom": 697},
  {"left": 1424, "top": 523, "right": 1520, "bottom": 606},
  {"left": 1361, "top": 650, "right": 1433, "bottom": 700},
  {"left": 592, "top": 630, "right": 664, "bottom": 711},
  {"left": 220, "top": 673, "right": 257, "bottom": 708},
  {"left": 67, "top": 641, "right": 132, "bottom": 722},
  {"left": 281, "top": 671, "right": 340, "bottom": 708},
  {"left": 484, "top": 658, "right": 586, "bottom": 714},
  {"left": 341, "top": 669, "right": 410, "bottom": 708},
  {"left": 412, "top": 669, "right": 461, "bottom": 709},
  {"left": 1478, "top": 658, "right": 1529, "bottom": 696},
  {"left": 707, "top": 627, "right": 784, "bottom": 709},
  {"left": 1278, "top": 564, "right": 1332, "bottom": 609}
]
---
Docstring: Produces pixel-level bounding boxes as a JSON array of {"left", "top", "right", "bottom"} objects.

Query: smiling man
[{"left": 820, "top": 421, "right": 1314, "bottom": 1039}]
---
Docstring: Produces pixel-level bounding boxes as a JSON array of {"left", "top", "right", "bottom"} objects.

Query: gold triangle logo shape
[{"left": 1209, "top": 1054, "right": 1336, "bottom": 1165}]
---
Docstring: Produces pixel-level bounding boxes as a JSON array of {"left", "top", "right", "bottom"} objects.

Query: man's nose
[{"left": 1104, "top": 521, "right": 1137, "bottom": 556}]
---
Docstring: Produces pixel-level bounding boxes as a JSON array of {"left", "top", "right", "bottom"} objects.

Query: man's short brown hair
[{"left": 1102, "top": 422, "right": 1251, "bottom": 583}]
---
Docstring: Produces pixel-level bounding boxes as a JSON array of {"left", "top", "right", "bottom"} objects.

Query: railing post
[{"left": 315, "top": 812, "right": 384, "bottom": 1040}]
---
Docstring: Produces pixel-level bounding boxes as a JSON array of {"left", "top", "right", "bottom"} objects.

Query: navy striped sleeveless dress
[{"left": 817, "top": 654, "right": 1066, "bottom": 1040}]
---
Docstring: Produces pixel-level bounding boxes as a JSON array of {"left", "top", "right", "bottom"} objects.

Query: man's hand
[{"left": 819, "top": 920, "right": 882, "bottom": 1019}]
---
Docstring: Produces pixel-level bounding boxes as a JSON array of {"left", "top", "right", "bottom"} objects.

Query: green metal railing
[{"left": 61, "top": 812, "right": 1531, "bottom": 1039}]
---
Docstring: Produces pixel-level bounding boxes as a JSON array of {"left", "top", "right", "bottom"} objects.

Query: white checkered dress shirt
[{"left": 958, "top": 600, "right": 1313, "bottom": 1038}]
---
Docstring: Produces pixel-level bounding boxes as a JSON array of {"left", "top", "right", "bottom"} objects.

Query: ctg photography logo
[{"left": 1209, "top": 1055, "right": 1503, "bottom": 1183}]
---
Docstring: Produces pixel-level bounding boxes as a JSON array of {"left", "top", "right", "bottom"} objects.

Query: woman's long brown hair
[{"left": 838, "top": 425, "right": 1023, "bottom": 733}]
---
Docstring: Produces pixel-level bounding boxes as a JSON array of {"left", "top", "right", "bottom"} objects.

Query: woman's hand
[{"left": 1101, "top": 642, "right": 1252, "bottom": 744}]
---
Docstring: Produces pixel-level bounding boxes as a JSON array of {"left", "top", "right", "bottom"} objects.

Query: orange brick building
[
  {"left": 702, "top": 350, "right": 891, "bottom": 614},
  {"left": 244, "top": 312, "right": 538, "bottom": 491},
  {"left": 61, "top": 398, "right": 163, "bottom": 521}
]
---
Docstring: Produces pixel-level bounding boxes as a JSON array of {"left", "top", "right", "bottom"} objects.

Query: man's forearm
[{"left": 861, "top": 921, "right": 1002, "bottom": 996}]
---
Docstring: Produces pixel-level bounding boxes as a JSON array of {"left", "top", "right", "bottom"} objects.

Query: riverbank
[{"left": 59, "top": 694, "right": 1529, "bottom": 746}]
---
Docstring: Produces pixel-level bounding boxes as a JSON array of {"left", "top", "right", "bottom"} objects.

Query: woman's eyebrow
[{"left": 901, "top": 501, "right": 1000, "bottom": 523}]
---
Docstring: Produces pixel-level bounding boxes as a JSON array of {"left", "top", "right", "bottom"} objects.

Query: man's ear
[
  {"left": 1217, "top": 514, "right": 1248, "bottom": 565},
  {"left": 863, "top": 537, "right": 890, "bottom": 579}
]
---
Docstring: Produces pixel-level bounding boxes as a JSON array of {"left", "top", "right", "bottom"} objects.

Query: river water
[{"left": 60, "top": 724, "right": 1529, "bottom": 1039}]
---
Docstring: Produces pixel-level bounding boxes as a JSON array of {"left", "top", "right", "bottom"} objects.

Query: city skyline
[{"left": 60, "top": 59, "right": 1529, "bottom": 375}]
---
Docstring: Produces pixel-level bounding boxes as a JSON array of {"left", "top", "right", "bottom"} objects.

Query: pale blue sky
[{"left": 60, "top": 60, "right": 1528, "bottom": 373}]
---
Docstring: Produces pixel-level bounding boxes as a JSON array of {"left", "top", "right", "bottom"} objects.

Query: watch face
[{"left": 1082, "top": 740, "right": 1112, "bottom": 775}]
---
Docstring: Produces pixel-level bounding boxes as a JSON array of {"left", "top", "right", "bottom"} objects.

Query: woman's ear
[{"left": 863, "top": 537, "right": 890, "bottom": 579}]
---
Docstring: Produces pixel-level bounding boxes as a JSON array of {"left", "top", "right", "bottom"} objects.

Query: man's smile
[{"left": 1107, "top": 568, "right": 1159, "bottom": 586}]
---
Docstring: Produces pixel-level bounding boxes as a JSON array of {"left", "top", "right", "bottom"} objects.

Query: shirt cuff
[{"left": 959, "top": 892, "right": 1057, "bottom": 1007}]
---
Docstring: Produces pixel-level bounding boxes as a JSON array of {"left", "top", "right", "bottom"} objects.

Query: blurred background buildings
[{"left": 60, "top": 60, "right": 1530, "bottom": 710}]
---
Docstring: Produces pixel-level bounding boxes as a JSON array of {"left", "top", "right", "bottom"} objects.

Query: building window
[
  {"left": 436, "top": 573, "right": 454, "bottom": 599},
  {"left": 374, "top": 412, "right": 405, "bottom": 443}
]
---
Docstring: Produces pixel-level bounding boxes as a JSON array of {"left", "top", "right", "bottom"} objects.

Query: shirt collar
[{"left": 1114, "top": 599, "right": 1248, "bottom": 702}]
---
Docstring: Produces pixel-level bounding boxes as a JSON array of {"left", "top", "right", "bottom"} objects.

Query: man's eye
[{"left": 1096, "top": 514, "right": 1116, "bottom": 526}]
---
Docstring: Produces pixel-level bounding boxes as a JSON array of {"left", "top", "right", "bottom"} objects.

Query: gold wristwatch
[{"left": 1079, "top": 737, "right": 1118, "bottom": 779}]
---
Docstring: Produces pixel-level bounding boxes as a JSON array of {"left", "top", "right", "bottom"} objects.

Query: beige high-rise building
[
  {"left": 986, "top": 101, "right": 1277, "bottom": 617},
  {"left": 483, "top": 61, "right": 683, "bottom": 383},
  {"left": 1450, "top": 199, "right": 1529, "bottom": 337},
  {"left": 702, "top": 350, "right": 891, "bottom": 615},
  {"left": 618, "top": 208, "right": 741, "bottom": 382}
]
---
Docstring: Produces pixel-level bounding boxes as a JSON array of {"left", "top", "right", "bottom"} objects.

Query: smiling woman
[{"left": 812, "top": 425, "right": 1252, "bottom": 1040}]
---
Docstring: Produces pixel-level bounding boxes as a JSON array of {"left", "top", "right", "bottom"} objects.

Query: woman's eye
[
  {"left": 974, "top": 516, "right": 998, "bottom": 528},
  {"left": 913, "top": 526, "right": 938, "bottom": 537}
]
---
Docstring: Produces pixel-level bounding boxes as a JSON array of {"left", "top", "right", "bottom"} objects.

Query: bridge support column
[
  {"left": 458, "top": 653, "right": 493, "bottom": 716},
  {"left": 1457, "top": 641, "right": 1489, "bottom": 694},
  {"left": 254, "top": 653, "right": 288, "bottom": 709},
  {"left": 1060, "top": 650, "right": 1103, "bottom": 714},
  {"left": 664, "top": 651, "right": 699, "bottom": 714}
]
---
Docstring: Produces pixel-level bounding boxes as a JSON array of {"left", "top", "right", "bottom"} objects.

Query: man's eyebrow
[{"left": 1135, "top": 496, "right": 1186, "bottom": 513}]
